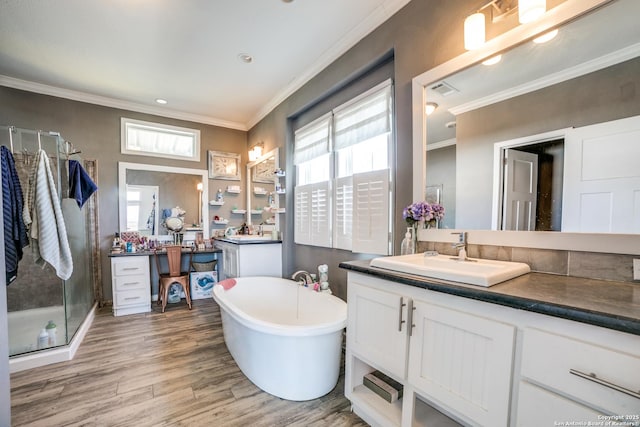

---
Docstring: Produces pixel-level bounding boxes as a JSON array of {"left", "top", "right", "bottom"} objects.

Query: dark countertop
[
  {"left": 214, "top": 237, "right": 282, "bottom": 245},
  {"left": 109, "top": 248, "right": 222, "bottom": 257},
  {"left": 339, "top": 260, "right": 640, "bottom": 336}
]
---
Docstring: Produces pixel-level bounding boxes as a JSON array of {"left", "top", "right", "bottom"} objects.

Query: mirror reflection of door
[
  {"left": 502, "top": 149, "right": 538, "bottom": 231},
  {"left": 126, "top": 184, "right": 159, "bottom": 236},
  {"left": 563, "top": 115, "right": 640, "bottom": 233},
  {"left": 500, "top": 139, "right": 564, "bottom": 231}
]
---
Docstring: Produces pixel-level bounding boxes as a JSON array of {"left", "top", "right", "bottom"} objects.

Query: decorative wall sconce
[
  {"left": 425, "top": 102, "right": 439, "bottom": 116},
  {"left": 464, "top": 0, "right": 546, "bottom": 51},
  {"left": 248, "top": 142, "right": 264, "bottom": 161}
]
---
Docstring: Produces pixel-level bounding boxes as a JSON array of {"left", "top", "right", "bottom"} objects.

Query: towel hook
[{"left": 8, "top": 126, "right": 14, "bottom": 153}]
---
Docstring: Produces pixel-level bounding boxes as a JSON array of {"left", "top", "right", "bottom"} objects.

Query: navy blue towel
[
  {"left": 69, "top": 160, "right": 98, "bottom": 209},
  {"left": 2, "top": 146, "right": 29, "bottom": 284}
]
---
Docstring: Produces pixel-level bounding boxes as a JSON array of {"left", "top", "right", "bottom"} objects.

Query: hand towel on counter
[
  {"left": 23, "top": 149, "right": 73, "bottom": 281},
  {"left": 1, "top": 146, "right": 29, "bottom": 284},
  {"left": 68, "top": 159, "right": 97, "bottom": 209}
]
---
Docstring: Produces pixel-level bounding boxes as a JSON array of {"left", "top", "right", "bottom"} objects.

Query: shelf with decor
[
  {"left": 231, "top": 209, "right": 246, "bottom": 214},
  {"left": 212, "top": 219, "right": 229, "bottom": 225},
  {"left": 226, "top": 185, "right": 241, "bottom": 194},
  {"left": 209, "top": 200, "right": 225, "bottom": 206}
]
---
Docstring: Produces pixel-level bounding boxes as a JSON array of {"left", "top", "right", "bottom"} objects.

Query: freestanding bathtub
[{"left": 212, "top": 276, "right": 347, "bottom": 401}]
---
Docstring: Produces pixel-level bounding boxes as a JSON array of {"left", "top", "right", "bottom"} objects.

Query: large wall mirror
[
  {"left": 118, "top": 162, "right": 209, "bottom": 238},
  {"left": 246, "top": 149, "right": 280, "bottom": 229},
  {"left": 412, "top": 0, "right": 640, "bottom": 254}
]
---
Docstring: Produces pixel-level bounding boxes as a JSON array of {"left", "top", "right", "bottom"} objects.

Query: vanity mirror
[
  {"left": 246, "top": 149, "right": 280, "bottom": 229},
  {"left": 118, "top": 162, "right": 209, "bottom": 238},
  {"left": 413, "top": 0, "right": 639, "bottom": 245}
]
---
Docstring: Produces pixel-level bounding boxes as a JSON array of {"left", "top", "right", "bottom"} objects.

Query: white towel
[{"left": 23, "top": 150, "right": 73, "bottom": 280}]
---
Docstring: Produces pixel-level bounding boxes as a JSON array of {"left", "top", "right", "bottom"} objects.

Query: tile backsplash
[{"left": 418, "top": 240, "right": 637, "bottom": 283}]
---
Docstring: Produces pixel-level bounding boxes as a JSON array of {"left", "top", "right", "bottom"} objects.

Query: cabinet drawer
[
  {"left": 521, "top": 328, "right": 640, "bottom": 414},
  {"left": 114, "top": 274, "right": 148, "bottom": 292},
  {"left": 115, "top": 288, "right": 149, "bottom": 307},
  {"left": 516, "top": 381, "right": 602, "bottom": 426},
  {"left": 112, "top": 258, "right": 148, "bottom": 276}
]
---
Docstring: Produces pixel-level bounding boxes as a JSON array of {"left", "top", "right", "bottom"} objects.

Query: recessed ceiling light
[
  {"left": 482, "top": 55, "right": 502, "bottom": 66},
  {"left": 155, "top": 98, "right": 168, "bottom": 105},
  {"left": 282, "top": 0, "right": 294, "bottom": 2},
  {"left": 533, "top": 29, "right": 559, "bottom": 44},
  {"left": 238, "top": 53, "right": 253, "bottom": 63}
]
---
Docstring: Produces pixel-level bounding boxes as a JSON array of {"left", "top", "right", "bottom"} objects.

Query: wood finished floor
[{"left": 10, "top": 299, "right": 367, "bottom": 427}]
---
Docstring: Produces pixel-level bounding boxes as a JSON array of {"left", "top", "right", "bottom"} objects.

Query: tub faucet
[
  {"left": 292, "top": 270, "right": 314, "bottom": 286},
  {"left": 451, "top": 231, "right": 467, "bottom": 260}
]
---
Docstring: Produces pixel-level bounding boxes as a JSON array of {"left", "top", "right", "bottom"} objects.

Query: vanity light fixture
[
  {"left": 533, "top": 28, "right": 558, "bottom": 44},
  {"left": 425, "top": 102, "right": 438, "bottom": 116},
  {"left": 519, "top": 0, "right": 546, "bottom": 24},
  {"left": 248, "top": 142, "right": 264, "bottom": 161},
  {"left": 464, "top": 0, "right": 547, "bottom": 51},
  {"left": 482, "top": 54, "right": 502, "bottom": 65},
  {"left": 464, "top": 12, "right": 486, "bottom": 51}
]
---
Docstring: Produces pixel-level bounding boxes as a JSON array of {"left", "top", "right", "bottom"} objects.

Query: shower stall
[{"left": 1, "top": 126, "right": 98, "bottom": 368}]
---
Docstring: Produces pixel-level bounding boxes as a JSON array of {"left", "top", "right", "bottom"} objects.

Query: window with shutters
[{"left": 293, "top": 80, "right": 393, "bottom": 255}]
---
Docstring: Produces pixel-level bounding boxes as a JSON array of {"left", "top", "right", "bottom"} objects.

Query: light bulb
[{"left": 464, "top": 13, "right": 485, "bottom": 51}]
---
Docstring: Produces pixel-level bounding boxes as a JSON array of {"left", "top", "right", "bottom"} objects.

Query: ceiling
[
  {"left": 0, "top": 0, "right": 410, "bottom": 131},
  {"left": 426, "top": 0, "right": 640, "bottom": 144}
]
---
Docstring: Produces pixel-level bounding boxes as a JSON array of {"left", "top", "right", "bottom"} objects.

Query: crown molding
[
  {"left": 0, "top": 75, "right": 248, "bottom": 131},
  {"left": 246, "top": 0, "right": 411, "bottom": 129}
]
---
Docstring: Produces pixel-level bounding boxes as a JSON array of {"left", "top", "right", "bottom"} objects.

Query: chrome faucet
[
  {"left": 292, "top": 270, "right": 314, "bottom": 286},
  {"left": 451, "top": 231, "right": 467, "bottom": 260}
]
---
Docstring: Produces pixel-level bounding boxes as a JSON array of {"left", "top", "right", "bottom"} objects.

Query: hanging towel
[
  {"left": 68, "top": 159, "right": 98, "bottom": 208},
  {"left": 1, "top": 146, "right": 29, "bottom": 284},
  {"left": 23, "top": 149, "right": 73, "bottom": 280}
]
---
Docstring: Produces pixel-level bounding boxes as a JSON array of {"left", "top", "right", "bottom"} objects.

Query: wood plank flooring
[{"left": 10, "top": 299, "right": 368, "bottom": 427}]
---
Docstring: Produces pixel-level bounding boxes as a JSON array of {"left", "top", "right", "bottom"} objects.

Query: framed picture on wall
[
  {"left": 208, "top": 151, "right": 241, "bottom": 180},
  {"left": 252, "top": 156, "right": 276, "bottom": 183}
]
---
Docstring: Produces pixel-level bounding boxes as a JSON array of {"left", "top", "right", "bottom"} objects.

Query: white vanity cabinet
[
  {"left": 516, "top": 324, "right": 640, "bottom": 425},
  {"left": 110, "top": 255, "right": 151, "bottom": 316},
  {"left": 408, "top": 300, "right": 515, "bottom": 427},
  {"left": 345, "top": 272, "right": 515, "bottom": 427},
  {"left": 214, "top": 240, "right": 282, "bottom": 279}
]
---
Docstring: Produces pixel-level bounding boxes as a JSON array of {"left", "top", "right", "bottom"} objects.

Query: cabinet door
[
  {"left": 347, "top": 281, "right": 409, "bottom": 379},
  {"left": 408, "top": 300, "right": 515, "bottom": 427}
]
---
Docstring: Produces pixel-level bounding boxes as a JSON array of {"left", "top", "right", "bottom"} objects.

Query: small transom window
[{"left": 121, "top": 118, "right": 200, "bottom": 162}]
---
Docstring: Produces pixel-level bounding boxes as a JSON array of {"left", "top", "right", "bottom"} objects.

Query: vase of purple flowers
[{"left": 402, "top": 201, "right": 445, "bottom": 248}]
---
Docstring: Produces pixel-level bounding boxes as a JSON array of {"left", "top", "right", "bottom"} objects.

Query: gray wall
[
  {"left": 456, "top": 57, "right": 640, "bottom": 229},
  {"left": 247, "top": 0, "right": 475, "bottom": 301},
  {"left": 426, "top": 145, "right": 456, "bottom": 230},
  {"left": 0, "top": 86, "right": 247, "bottom": 301}
]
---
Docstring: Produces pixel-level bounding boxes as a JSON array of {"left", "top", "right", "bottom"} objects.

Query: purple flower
[{"left": 403, "top": 201, "right": 445, "bottom": 226}]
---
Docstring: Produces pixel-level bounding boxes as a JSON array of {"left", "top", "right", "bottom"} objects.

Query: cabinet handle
[
  {"left": 398, "top": 297, "right": 407, "bottom": 331},
  {"left": 122, "top": 267, "right": 139, "bottom": 271},
  {"left": 408, "top": 300, "right": 416, "bottom": 337},
  {"left": 124, "top": 296, "right": 141, "bottom": 301},
  {"left": 122, "top": 282, "right": 139, "bottom": 286},
  {"left": 569, "top": 369, "right": 640, "bottom": 399}
]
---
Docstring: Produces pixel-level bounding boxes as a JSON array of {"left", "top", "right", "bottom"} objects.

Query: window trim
[{"left": 121, "top": 117, "right": 201, "bottom": 162}]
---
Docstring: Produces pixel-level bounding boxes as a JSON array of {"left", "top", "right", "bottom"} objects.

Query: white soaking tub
[{"left": 213, "top": 276, "right": 347, "bottom": 401}]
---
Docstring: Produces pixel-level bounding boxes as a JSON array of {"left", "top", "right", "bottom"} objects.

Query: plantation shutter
[
  {"left": 294, "top": 182, "right": 331, "bottom": 247},
  {"left": 352, "top": 169, "right": 391, "bottom": 255},
  {"left": 333, "top": 176, "right": 353, "bottom": 250}
]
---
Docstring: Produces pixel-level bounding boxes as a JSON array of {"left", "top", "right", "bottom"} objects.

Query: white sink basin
[
  {"left": 370, "top": 253, "right": 530, "bottom": 287},
  {"left": 225, "top": 235, "right": 275, "bottom": 242}
]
